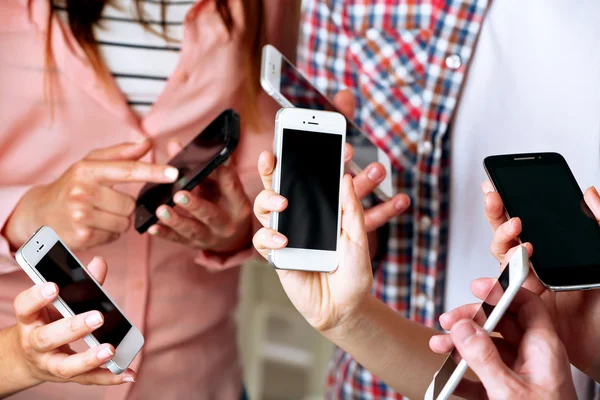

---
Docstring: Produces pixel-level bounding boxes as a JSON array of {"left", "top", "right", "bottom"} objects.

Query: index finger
[
  {"left": 258, "top": 151, "right": 276, "bottom": 190},
  {"left": 13, "top": 283, "right": 58, "bottom": 325},
  {"left": 76, "top": 160, "right": 178, "bottom": 184}
]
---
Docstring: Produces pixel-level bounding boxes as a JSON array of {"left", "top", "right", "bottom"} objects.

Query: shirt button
[
  {"left": 420, "top": 216, "right": 432, "bottom": 230},
  {"left": 421, "top": 141, "right": 433, "bottom": 155},
  {"left": 416, "top": 293, "right": 428, "bottom": 307},
  {"left": 445, "top": 54, "right": 462, "bottom": 70}
]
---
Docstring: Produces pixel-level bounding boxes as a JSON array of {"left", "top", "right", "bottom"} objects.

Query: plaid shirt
[{"left": 298, "top": 1, "right": 489, "bottom": 398}]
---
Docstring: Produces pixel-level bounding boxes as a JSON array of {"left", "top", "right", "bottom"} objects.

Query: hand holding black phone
[
  {"left": 484, "top": 152, "right": 600, "bottom": 290},
  {"left": 135, "top": 109, "right": 240, "bottom": 233}
]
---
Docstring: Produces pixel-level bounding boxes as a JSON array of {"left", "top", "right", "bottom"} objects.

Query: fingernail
[
  {"left": 270, "top": 195, "right": 285, "bottom": 206},
  {"left": 453, "top": 321, "right": 477, "bottom": 344},
  {"left": 395, "top": 198, "right": 407, "bottom": 211},
  {"left": 174, "top": 194, "right": 189, "bottom": 205},
  {"left": 272, "top": 234, "right": 286, "bottom": 246},
  {"left": 164, "top": 167, "right": 179, "bottom": 182},
  {"left": 42, "top": 283, "right": 57, "bottom": 298},
  {"left": 123, "top": 375, "right": 135, "bottom": 383},
  {"left": 85, "top": 312, "right": 103, "bottom": 328},
  {"left": 367, "top": 166, "right": 383, "bottom": 181},
  {"left": 158, "top": 208, "right": 171, "bottom": 220},
  {"left": 148, "top": 226, "right": 159, "bottom": 235},
  {"left": 97, "top": 347, "right": 114, "bottom": 360}
]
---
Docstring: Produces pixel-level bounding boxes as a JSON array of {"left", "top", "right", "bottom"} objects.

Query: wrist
[
  {"left": 2, "top": 186, "right": 44, "bottom": 250},
  {"left": 320, "top": 294, "right": 374, "bottom": 341},
  {"left": 0, "top": 326, "right": 42, "bottom": 397}
]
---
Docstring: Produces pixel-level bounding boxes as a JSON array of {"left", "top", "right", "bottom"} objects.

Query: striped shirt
[{"left": 55, "top": 0, "right": 195, "bottom": 115}]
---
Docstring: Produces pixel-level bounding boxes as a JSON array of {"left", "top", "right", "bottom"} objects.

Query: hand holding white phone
[{"left": 15, "top": 227, "right": 144, "bottom": 375}]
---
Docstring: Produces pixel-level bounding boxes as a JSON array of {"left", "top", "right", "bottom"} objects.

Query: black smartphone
[
  {"left": 484, "top": 152, "right": 600, "bottom": 290},
  {"left": 134, "top": 109, "right": 240, "bottom": 233}
]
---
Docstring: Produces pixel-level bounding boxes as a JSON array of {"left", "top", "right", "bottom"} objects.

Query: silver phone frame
[
  {"left": 269, "top": 108, "right": 346, "bottom": 272},
  {"left": 15, "top": 226, "right": 144, "bottom": 374},
  {"left": 424, "top": 246, "right": 531, "bottom": 400},
  {"left": 260, "top": 43, "right": 392, "bottom": 201}
]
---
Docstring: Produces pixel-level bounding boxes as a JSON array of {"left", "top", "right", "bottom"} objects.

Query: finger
[
  {"left": 173, "top": 191, "right": 228, "bottom": 227},
  {"left": 73, "top": 161, "right": 179, "bottom": 184},
  {"left": 332, "top": 89, "right": 356, "bottom": 120},
  {"left": 481, "top": 180, "right": 495, "bottom": 194},
  {"left": 45, "top": 344, "right": 116, "bottom": 380},
  {"left": 69, "top": 185, "right": 136, "bottom": 217},
  {"left": 341, "top": 175, "right": 368, "bottom": 249},
  {"left": 258, "top": 151, "right": 276, "bottom": 190},
  {"left": 30, "top": 311, "right": 104, "bottom": 352},
  {"left": 155, "top": 205, "right": 210, "bottom": 243},
  {"left": 253, "top": 227, "right": 288, "bottom": 259},
  {"left": 363, "top": 193, "right": 410, "bottom": 232},
  {"left": 453, "top": 379, "right": 487, "bottom": 400},
  {"left": 167, "top": 139, "right": 184, "bottom": 159},
  {"left": 85, "top": 139, "right": 152, "bottom": 161},
  {"left": 73, "top": 367, "right": 136, "bottom": 385},
  {"left": 13, "top": 283, "right": 58, "bottom": 325},
  {"left": 451, "top": 320, "right": 517, "bottom": 397},
  {"left": 147, "top": 224, "right": 189, "bottom": 244},
  {"left": 85, "top": 256, "right": 108, "bottom": 286},
  {"left": 214, "top": 165, "right": 250, "bottom": 215},
  {"left": 584, "top": 186, "right": 600, "bottom": 222},
  {"left": 490, "top": 217, "right": 522, "bottom": 262},
  {"left": 509, "top": 287, "right": 556, "bottom": 332},
  {"left": 70, "top": 205, "right": 131, "bottom": 234},
  {"left": 352, "top": 162, "right": 387, "bottom": 199},
  {"left": 253, "top": 190, "right": 288, "bottom": 227},
  {"left": 483, "top": 189, "right": 508, "bottom": 232},
  {"left": 344, "top": 143, "right": 354, "bottom": 164}
]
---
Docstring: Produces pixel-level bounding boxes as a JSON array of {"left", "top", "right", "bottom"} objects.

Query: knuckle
[
  {"left": 56, "top": 363, "right": 73, "bottom": 380},
  {"left": 68, "top": 184, "right": 88, "bottom": 201},
  {"left": 33, "top": 329, "right": 51, "bottom": 350},
  {"left": 70, "top": 162, "right": 89, "bottom": 181}
]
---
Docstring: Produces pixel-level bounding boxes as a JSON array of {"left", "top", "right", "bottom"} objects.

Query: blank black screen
[
  {"left": 37, "top": 242, "right": 131, "bottom": 348},
  {"left": 493, "top": 163, "right": 600, "bottom": 269},
  {"left": 279, "top": 129, "right": 342, "bottom": 250}
]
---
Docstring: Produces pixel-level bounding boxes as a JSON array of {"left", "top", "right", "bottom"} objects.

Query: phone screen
[
  {"left": 279, "top": 128, "right": 343, "bottom": 250},
  {"left": 37, "top": 242, "right": 131, "bottom": 348},
  {"left": 135, "top": 110, "right": 239, "bottom": 232},
  {"left": 428, "top": 268, "right": 510, "bottom": 399},
  {"left": 491, "top": 163, "right": 600, "bottom": 269},
  {"left": 278, "top": 58, "right": 380, "bottom": 171}
]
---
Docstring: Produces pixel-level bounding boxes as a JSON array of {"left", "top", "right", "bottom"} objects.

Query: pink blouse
[{"left": 0, "top": 0, "right": 289, "bottom": 398}]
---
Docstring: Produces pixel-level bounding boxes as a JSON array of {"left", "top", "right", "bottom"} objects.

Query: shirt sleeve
[{"left": 0, "top": 186, "right": 33, "bottom": 274}]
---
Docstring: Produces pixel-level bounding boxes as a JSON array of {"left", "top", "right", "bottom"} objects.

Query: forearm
[
  {"left": 322, "top": 295, "right": 445, "bottom": 399},
  {"left": 0, "top": 326, "right": 39, "bottom": 398}
]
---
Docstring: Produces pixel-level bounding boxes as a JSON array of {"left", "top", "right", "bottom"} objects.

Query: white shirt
[
  {"left": 446, "top": 0, "right": 600, "bottom": 397},
  {"left": 56, "top": 0, "right": 194, "bottom": 115}
]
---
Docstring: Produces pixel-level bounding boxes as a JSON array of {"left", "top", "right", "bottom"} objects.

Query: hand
[
  {"left": 332, "top": 90, "right": 411, "bottom": 234},
  {"left": 480, "top": 181, "right": 600, "bottom": 380},
  {"left": 253, "top": 151, "right": 373, "bottom": 331},
  {"left": 147, "top": 140, "right": 253, "bottom": 254},
  {"left": 7, "top": 257, "right": 135, "bottom": 391},
  {"left": 3, "top": 140, "right": 178, "bottom": 251},
  {"left": 429, "top": 280, "right": 577, "bottom": 400}
]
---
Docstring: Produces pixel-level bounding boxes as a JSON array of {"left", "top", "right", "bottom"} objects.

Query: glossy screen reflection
[
  {"left": 278, "top": 128, "right": 342, "bottom": 251},
  {"left": 36, "top": 242, "right": 131, "bottom": 348}
]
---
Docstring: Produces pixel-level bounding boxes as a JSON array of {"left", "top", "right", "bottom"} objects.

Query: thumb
[
  {"left": 84, "top": 139, "right": 153, "bottom": 161},
  {"left": 332, "top": 89, "right": 356, "bottom": 120},
  {"left": 584, "top": 186, "right": 600, "bottom": 222},
  {"left": 451, "top": 319, "right": 518, "bottom": 398},
  {"left": 341, "top": 174, "right": 368, "bottom": 250},
  {"left": 87, "top": 256, "right": 108, "bottom": 286}
]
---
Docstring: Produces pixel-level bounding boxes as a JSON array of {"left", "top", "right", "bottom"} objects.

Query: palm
[
  {"left": 276, "top": 202, "right": 372, "bottom": 332},
  {"left": 541, "top": 289, "right": 600, "bottom": 376}
]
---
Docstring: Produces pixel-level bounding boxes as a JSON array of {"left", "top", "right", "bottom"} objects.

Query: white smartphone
[
  {"left": 424, "top": 246, "right": 530, "bottom": 400},
  {"left": 15, "top": 226, "right": 144, "bottom": 374},
  {"left": 261, "top": 44, "right": 393, "bottom": 201},
  {"left": 270, "top": 108, "right": 346, "bottom": 272}
]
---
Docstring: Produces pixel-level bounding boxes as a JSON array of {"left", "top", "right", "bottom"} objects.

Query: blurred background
[{"left": 236, "top": 259, "right": 334, "bottom": 400}]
